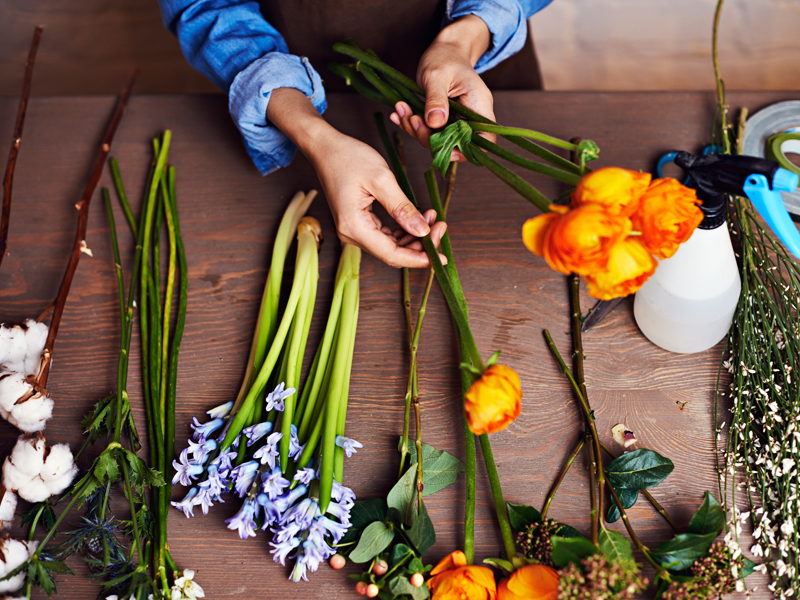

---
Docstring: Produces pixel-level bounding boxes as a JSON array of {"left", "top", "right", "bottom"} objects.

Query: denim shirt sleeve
[
  {"left": 448, "top": 0, "right": 554, "bottom": 73},
  {"left": 158, "top": 0, "right": 326, "bottom": 174}
]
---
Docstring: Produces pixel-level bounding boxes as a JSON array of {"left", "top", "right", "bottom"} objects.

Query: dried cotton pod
[
  {"left": 0, "top": 537, "right": 37, "bottom": 594},
  {"left": 2, "top": 435, "right": 76, "bottom": 503},
  {"left": 611, "top": 423, "right": 637, "bottom": 448},
  {"left": 0, "top": 326, "right": 27, "bottom": 373},
  {"left": 0, "top": 488, "right": 15, "bottom": 530},
  {"left": 0, "top": 373, "right": 53, "bottom": 433}
]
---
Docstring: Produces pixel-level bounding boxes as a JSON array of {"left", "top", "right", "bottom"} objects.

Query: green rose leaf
[
  {"left": 408, "top": 501, "right": 436, "bottom": 556},
  {"left": 340, "top": 498, "right": 387, "bottom": 546},
  {"left": 606, "top": 488, "right": 639, "bottom": 523},
  {"left": 349, "top": 521, "right": 396, "bottom": 564},
  {"left": 389, "top": 574, "right": 430, "bottom": 600},
  {"left": 550, "top": 535, "right": 597, "bottom": 569},
  {"left": 606, "top": 449, "right": 674, "bottom": 490},
  {"left": 598, "top": 528, "right": 634, "bottom": 567},
  {"left": 387, "top": 467, "right": 417, "bottom": 526},
  {"left": 506, "top": 502, "right": 542, "bottom": 531},
  {"left": 408, "top": 443, "right": 467, "bottom": 497},
  {"left": 651, "top": 532, "right": 718, "bottom": 572},
  {"left": 687, "top": 492, "right": 725, "bottom": 536}
]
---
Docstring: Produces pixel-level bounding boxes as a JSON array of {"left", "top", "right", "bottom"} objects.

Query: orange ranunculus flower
[
  {"left": 464, "top": 365, "right": 522, "bottom": 435},
  {"left": 583, "top": 238, "right": 657, "bottom": 300},
  {"left": 538, "top": 204, "right": 631, "bottom": 276},
  {"left": 522, "top": 213, "right": 559, "bottom": 256},
  {"left": 497, "top": 564, "right": 560, "bottom": 600},
  {"left": 631, "top": 177, "right": 703, "bottom": 259},
  {"left": 571, "top": 167, "right": 652, "bottom": 217},
  {"left": 428, "top": 551, "right": 497, "bottom": 600}
]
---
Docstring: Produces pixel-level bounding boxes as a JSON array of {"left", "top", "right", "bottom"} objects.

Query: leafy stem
[{"left": 541, "top": 437, "right": 585, "bottom": 520}]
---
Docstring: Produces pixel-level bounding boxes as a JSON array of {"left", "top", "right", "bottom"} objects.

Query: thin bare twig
[
  {"left": 1, "top": 26, "right": 43, "bottom": 270},
  {"left": 37, "top": 68, "right": 139, "bottom": 387}
]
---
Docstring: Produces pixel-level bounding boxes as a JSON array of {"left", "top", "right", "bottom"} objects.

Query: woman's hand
[
  {"left": 268, "top": 88, "right": 447, "bottom": 268},
  {"left": 390, "top": 14, "right": 497, "bottom": 158}
]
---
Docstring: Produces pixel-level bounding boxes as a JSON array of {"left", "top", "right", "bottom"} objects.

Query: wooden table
[{"left": 3, "top": 90, "right": 794, "bottom": 598}]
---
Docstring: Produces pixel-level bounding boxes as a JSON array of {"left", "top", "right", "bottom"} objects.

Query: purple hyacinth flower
[
  {"left": 284, "top": 497, "right": 320, "bottom": 530},
  {"left": 270, "top": 534, "right": 300, "bottom": 566},
  {"left": 334, "top": 435, "right": 363, "bottom": 458},
  {"left": 315, "top": 515, "right": 349, "bottom": 544},
  {"left": 273, "top": 522, "right": 302, "bottom": 545},
  {"left": 230, "top": 460, "right": 260, "bottom": 498},
  {"left": 171, "top": 487, "right": 199, "bottom": 518},
  {"left": 243, "top": 421, "right": 274, "bottom": 446},
  {"left": 206, "top": 401, "right": 234, "bottom": 419},
  {"left": 293, "top": 467, "right": 315, "bottom": 486},
  {"left": 274, "top": 484, "right": 308, "bottom": 516},
  {"left": 187, "top": 438, "right": 217, "bottom": 464},
  {"left": 254, "top": 432, "right": 282, "bottom": 469},
  {"left": 265, "top": 382, "right": 296, "bottom": 412},
  {"left": 211, "top": 450, "right": 237, "bottom": 478},
  {"left": 290, "top": 551, "right": 314, "bottom": 582},
  {"left": 256, "top": 493, "right": 282, "bottom": 529},
  {"left": 172, "top": 449, "right": 204, "bottom": 486},
  {"left": 325, "top": 500, "right": 352, "bottom": 526},
  {"left": 288, "top": 425, "right": 303, "bottom": 458},
  {"left": 225, "top": 498, "right": 258, "bottom": 540},
  {"left": 331, "top": 481, "right": 356, "bottom": 506},
  {"left": 262, "top": 466, "right": 290, "bottom": 500},
  {"left": 191, "top": 416, "right": 224, "bottom": 441}
]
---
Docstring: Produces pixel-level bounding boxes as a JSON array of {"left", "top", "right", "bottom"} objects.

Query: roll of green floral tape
[
  {"left": 743, "top": 101, "right": 800, "bottom": 217},
  {"left": 767, "top": 132, "right": 800, "bottom": 176}
]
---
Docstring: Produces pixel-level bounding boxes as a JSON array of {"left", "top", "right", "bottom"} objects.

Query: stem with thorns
[
  {"left": 1, "top": 26, "right": 42, "bottom": 271},
  {"left": 542, "top": 437, "right": 585, "bottom": 520}
]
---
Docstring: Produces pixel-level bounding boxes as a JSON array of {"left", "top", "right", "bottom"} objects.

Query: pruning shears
[{"left": 581, "top": 148, "right": 800, "bottom": 332}]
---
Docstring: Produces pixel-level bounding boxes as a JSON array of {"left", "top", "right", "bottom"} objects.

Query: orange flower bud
[
  {"left": 464, "top": 365, "right": 521, "bottom": 436},
  {"left": 539, "top": 205, "right": 631, "bottom": 276},
  {"left": 522, "top": 213, "right": 559, "bottom": 257},
  {"left": 583, "top": 238, "right": 657, "bottom": 300},
  {"left": 631, "top": 177, "right": 703, "bottom": 259},
  {"left": 497, "top": 564, "right": 560, "bottom": 600},
  {"left": 428, "top": 551, "right": 497, "bottom": 600},
  {"left": 572, "top": 167, "right": 652, "bottom": 216}
]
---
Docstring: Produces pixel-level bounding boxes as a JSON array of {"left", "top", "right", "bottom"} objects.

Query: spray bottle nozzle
[{"left": 674, "top": 152, "right": 800, "bottom": 258}]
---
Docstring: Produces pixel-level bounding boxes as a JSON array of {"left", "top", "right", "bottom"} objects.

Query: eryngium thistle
[{"left": 558, "top": 554, "right": 647, "bottom": 599}]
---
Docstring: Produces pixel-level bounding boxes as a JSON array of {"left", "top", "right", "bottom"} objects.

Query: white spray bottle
[{"left": 634, "top": 152, "right": 800, "bottom": 354}]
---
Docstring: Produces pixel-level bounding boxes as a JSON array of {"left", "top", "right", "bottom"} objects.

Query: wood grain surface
[{"left": 2, "top": 90, "right": 796, "bottom": 598}]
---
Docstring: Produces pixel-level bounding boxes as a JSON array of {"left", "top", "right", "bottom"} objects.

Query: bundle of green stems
[{"left": 330, "top": 42, "right": 599, "bottom": 214}]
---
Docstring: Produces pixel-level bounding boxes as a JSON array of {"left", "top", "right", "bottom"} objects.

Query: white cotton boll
[
  {"left": 17, "top": 478, "right": 50, "bottom": 503},
  {"left": 1, "top": 461, "right": 35, "bottom": 493},
  {"left": 43, "top": 467, "right": 77, "bottom": 496},
  {"left": 0, "top": 373, "right": 32, "bottom": 414},
  {"left": 0, "top": 488, "right": 16, "bottom": 529},
  {"left": 8, "top": 393, "right": 53, "bottom": 433},
  {"left": 40, "top": 444, "right": 74, "bottom": 482},
  {"left": 9, "top": 436, "right": 45, "bottom": 477},
  {"left": 0, "top": 326, "right": 26, "bottom": 370},
  {"left": 22, "top": 320, "right": 47, "bottom": 377},
  {"left": 0, "top": 538, "right": 35, "bottom": 593}
]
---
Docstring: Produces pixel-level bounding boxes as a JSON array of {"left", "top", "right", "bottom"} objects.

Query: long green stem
[
  {"left": 471, "top": 151, "right": 551, "bottom": 213},
  {"left": 471, "top": 136, "right": 581, "bottom": 186},
  {"left": 469, "top": 122, "right": 577, "bottom": 151},
  {"left": 478, "top": 434, "right": 516, "bottom": 559},
  {"left": 607, "top": 482, "right": 667, "bottom": 579}
]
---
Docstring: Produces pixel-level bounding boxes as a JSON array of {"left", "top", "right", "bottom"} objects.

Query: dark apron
[{"left": 260, "top": 0, "right": 543, "bottom": 91}]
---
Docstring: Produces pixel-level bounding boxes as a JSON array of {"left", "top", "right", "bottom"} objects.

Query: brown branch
[
  {"left": 37, "top": 67, "right": 139, "bottom": 387},
  {"left": 1, "top": 26, "right": 43, "bottom": 270}
]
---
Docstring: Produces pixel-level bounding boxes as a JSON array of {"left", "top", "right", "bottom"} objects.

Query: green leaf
[
  {"left": 555, "top": 523, "right": 581, "bottom": 538},
  {"left": 389, "top": 574, "right": 430, "bottom": 600},
  {"left": 390, "top": 543, "right": 412, "bottom": 567},
  {"left": 741, "top": 558, "right": 756, "bottom": 578},
  {"left": 483, "top": 557, "right": 514, "bottom": 575},
  {"left": 550, "top": 535, "right": 597, "bottom": 568},
  {"left": 429, "top": 121, "right": 481, "bottom": 176},
  {"left": 408, "top": 557, "right": 425, "bottom": 574},
  {"left": 687, "top": 492, "right": 725, "bottom": 536},
  {"left": 405, "top": 444, "right": 466, "bottom": 497},
  {"left": 408, "top": 501, "right": 436, "bottom": 556},
  {"left": 349, "top": 521, "right": 396, "bottom": 563},
  {"left": 599, "top": 528, "right": 634, "bottom": 567},
  {"left": 606, "top": 488, "right": 638, "bottom": 523},
  {"left": 606, "top": 449, "right": 674, "bottom": 490},
  {"left": 506, "top": 502, "right": 542, "bottom": 531},
  {"left": 93, "top": 449, "right": 120, "bottom": 485},
  {"left": 339, "top": 498, "right": 387, "bottom": 546},
  {"left": 122, "top": 449, "right": 165, "bottom": 496},
  {"left": 387, "top": 466, "right": 417, "bottom": 526},
  {"left": 651, "top": 532, "right": 718, "bottom": 572}
]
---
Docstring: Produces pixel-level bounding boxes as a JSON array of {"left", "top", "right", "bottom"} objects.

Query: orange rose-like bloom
[
  {"left": 539, "top": 204, "right": 632, "bottom": 276},
  {"left": 428, "top": 551, "right": 497, "bottom": 600},
  {"left": 632, "top": 177, "right": 703, "bottom": 259},
  {"left": 464, "top": 365, "right": 522, "bottom": 435},
  {"left": 572, "top": 167, "right": 652, "bottom": 216},
  {"left": 584, "top": 238, "right": 657, "bottom": 300},
  {"left": 497, "top": 565, "right": 560, "bottom": 600}
]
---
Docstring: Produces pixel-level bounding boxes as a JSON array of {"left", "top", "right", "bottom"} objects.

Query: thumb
[
  {"left": 376, "top": 178, "right": 430, "bottom": 237},
  {"left": 423, "top": 79, "right": 450, "bottom": 130}
]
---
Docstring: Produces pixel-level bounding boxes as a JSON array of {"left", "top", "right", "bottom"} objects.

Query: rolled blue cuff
[
  {"left": 447, "top": 0, "right": 528, "bottom": 73},
  {"left": 228, "top": 53, "right": 327, "bottom": 175}
]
